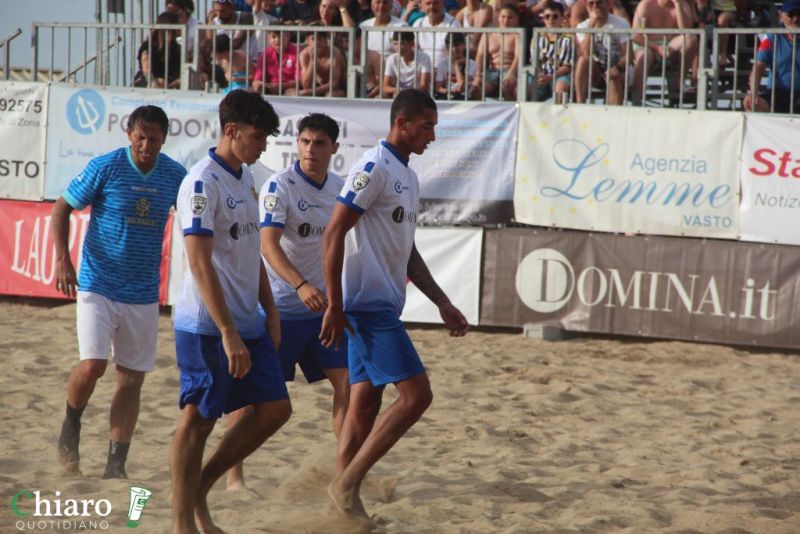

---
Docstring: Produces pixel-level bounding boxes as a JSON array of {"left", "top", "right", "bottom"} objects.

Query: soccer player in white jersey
[
  {"left": 225, "top": 112, "right": 350, "bottom": 491},
  {"left": 170, "top": 90, "right": 291, "bottom": 534},
  {"left": 52, "top": 105, "right": 186, "bottom": 479},
  {"left": 321, "top": 89, "right": 470, "bottom": 517}
]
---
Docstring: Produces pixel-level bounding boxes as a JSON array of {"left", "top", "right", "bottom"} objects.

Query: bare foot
[
  {"left": 195, "top": 494, "right": 225, "bottom": 534},
  {"left": 328, "top": 481, "right": 368, "bottom": 518},
  {"left": 224, "top": 479, "right": 262, "bottom": 498}
]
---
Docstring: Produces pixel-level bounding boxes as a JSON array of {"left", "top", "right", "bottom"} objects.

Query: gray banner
[{"left": 481, "top": 228, "right": 800, "bottom": 349}]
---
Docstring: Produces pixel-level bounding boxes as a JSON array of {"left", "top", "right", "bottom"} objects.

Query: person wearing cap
[{"left": 743, "top": 0, "right": 800, "bottom": 113}]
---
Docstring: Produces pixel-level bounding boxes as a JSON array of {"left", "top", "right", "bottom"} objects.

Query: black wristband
[{"left": 294, "top": 280, "right": 308, "bottom": 292}]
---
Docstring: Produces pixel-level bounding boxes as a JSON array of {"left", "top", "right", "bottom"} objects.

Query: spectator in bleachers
[
  {"left": 401, "top": 0, "right": 426, "bottom": 26},
  {"left": 434, "top": 32, "right": 478, "bottom": 99},
  {"left": 383, "top": 31, "right": 433, "bottom": 96},
  {"left": 280, "top": 0, "right": 321, "bottom": 24},
  {"left": 138, "top": 12, "right": 183, "bottom": 89},
  {"left": 316, "top": 0, "right": 349, "bottom": 24},
  {"left": 336, "top": 27, "right": 383, "bottom": 96},
  {"left": 252, "top": 30, "right": 301, "bottom": 94},
  {"left": 213, "top": 34, "right": 251, "bottom": 92},
  {"left": 532, "top": 1, "right": 572, "bottom": 103},
  {"left": 695, "top": 0, "right": 748, "bottom": 68},
  {"left": 298, "top": 31, "right": 347, "bottom": 95},
  {"left": 631, "top": 0, "right": 698, "bottom": 105},
  {"left": 570, "top": 0, "right": 630, "bottom": 27},
  {"left": 413, "top": 0, "right": 463, "bottom": 66},
  {"left": 472, "top": 3, "right": 520, "bottom": 99},
  {"left": 344, "top": 0, "right": 377, "bottom": 25},
  {"left": 574, "top": 0, "right": 630, "bottom": 104},
  {"left": 360, "top": 0, "right": 409, "bottom": 60},
  {"left": 252, "top": 0, "right": 279, "bottom": 26},
  {"left": 743, "top": 0, "right": 800, "bottom": 113},
  {"left": 166, "top": 0, "right": 200, "bottom": 62},
  {"left": 529, "top": 0, "right": 569, "bottom": 22},
  {"left": 207, "top": 0, "right": 259, "bottom": 64},
  {"left": 456, "top": 0, "right": 493, "bottom": 57},
  {"left": 133, "top": 48, "right": 151, "bottom": 88}
]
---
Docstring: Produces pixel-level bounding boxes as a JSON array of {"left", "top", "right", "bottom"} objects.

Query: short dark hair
[
  {"left": 445, "top": 32, "right": 465, "bottom": 48},
  {"left": 215, "top": 34, "right": 231, "bottom": 53},
  {"left": 499, "top": 3, "right": 518, "bottom": 15},
  {"left": 392, "top": 31, "right": 415, "bottom": 44},
  {"left": 127, "top": 105, "right": 169, "bottom": 137},
  {"left": 219, "top": 90, "right": 280, "bottom": 136},
  {"left": 297, "top": 113, "right": 340, "bottom": 143},
  {"left": 166, "top": 0, "right": 195, "bottom": 13},
  {"left": 390, "top": 88, "right": 436, "bottom": 125},
  {"left": 541, "top": 1, "right": 564, "bottom": 15}
]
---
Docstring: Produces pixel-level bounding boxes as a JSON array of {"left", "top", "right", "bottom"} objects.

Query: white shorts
[{"left": 76, "top": 291, "right": 159, "bottom": 372}]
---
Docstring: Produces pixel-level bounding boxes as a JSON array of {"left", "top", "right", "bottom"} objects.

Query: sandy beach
[{"left": 1, "top": 297, "right": 799, "bottom": 533}]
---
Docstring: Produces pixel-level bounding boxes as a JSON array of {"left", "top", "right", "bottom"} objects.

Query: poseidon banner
[{"left": 480, "top": 228, "right": 800, "bottom": 349}]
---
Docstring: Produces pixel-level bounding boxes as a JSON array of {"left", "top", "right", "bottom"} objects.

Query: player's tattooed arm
[{"left": 407, "top": 244, "right": 448, "bottom": 306}]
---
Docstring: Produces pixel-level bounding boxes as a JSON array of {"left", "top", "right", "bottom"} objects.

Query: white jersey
[
  {"left": 174, "top": 149, "right": 265, "bottom": 339},
  {"left": 412, "top": 13, "right": 462, "bottom": 66},
  {"left": 338, "top": 141, "right": 419, "bottom": 316},
  {"left": 259, "top": 161, "right": 344, "bottom": 320}
]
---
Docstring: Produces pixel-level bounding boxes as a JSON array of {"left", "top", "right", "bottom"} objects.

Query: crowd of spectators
[{"left": 137, "top": 0, "right": 797, "bottom": 113}]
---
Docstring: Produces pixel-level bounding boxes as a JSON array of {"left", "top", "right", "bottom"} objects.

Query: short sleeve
[
  {"left": 259, "top": 175, "right": 287, "bottom": 228},
  {"left": 418, "top": 51, "right": 432, "bottom": 73},
  {"left": 756, "top": 36, "right": 773, "bottom": 65},
  {"left": 178, "top": 177, "right": 216, "bottom": 236},
  {"left": 337, "top": 161, "right": 387, "bottom": 214},
  {"left": 63, "top": 158, "right": 105, "bottom": 210},
  {"left": 385, "top": 54, "right": 400, "bottom": 77}
]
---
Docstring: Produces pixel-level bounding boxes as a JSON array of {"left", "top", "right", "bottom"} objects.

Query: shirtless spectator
[
  {"left": 413, "top": 0, "right": 462, "bottom": 67},
  {"left": 253, "top": 30, "right": 300, "bottom": 94},
  {"left": 574, "top": 0, "right": 630, "bottom": 105},
  {"left": 336, "top": 27, "right": 383, "bottom": 96},
  {"left": 455, "top": 0, "right": 493, "bottom": 57},
  {"left": 472, "top": 3, "right": 520, "bottom": 100},
  {"left": 298, "top": 31, "right": 347, "bottom": 96},
  {"left": 695, "top": 0, "right": 747, "bottom": 67},
  {"left": 631, "top": 0, "right": 697, "bottom": 105}
]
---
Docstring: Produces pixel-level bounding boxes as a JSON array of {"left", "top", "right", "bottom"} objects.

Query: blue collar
[
  {"left": 125, "top": 146, "right": 157, "bottom": 180},
  {"left": 294, "top": 160, "right": 326, "bottom": 190},
  {"left": 209, "top": 147, "right": 242, "bottom": 180},
  {"left": 380, "top": 140, "right": 409, "bottom": 167}
]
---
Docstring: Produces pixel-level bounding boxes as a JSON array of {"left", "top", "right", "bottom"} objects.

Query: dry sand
[{"left": 1, "top": 298, "right": 799, "bottom": 533}]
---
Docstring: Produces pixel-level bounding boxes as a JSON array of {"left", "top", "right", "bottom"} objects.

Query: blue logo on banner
[{"left": 66, "top": 89, "right": 105, "bottom": 134}]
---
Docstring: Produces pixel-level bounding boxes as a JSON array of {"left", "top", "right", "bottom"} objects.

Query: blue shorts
[
  {"left": 278, "top": 317, "right": 348, "bottom": 383},
  {"left": 175, "top": 330, "right": 289, "bottom": 420},
  {"left": 346, "top": 310, "right": 425, "bottom": 387}
]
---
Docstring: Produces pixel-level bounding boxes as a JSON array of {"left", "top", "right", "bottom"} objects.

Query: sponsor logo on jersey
[
  {"left": 229, "top": 221, "right": 260, "bottom": 240},
  {"left": 135, "top": 198, "right": 151, "bottom": 217},
  {"left": 298, "top": 223, "right": 325, "bottom": 238},
  {"left": 392, "top": 206, "right": 418, "bottom": 224}
]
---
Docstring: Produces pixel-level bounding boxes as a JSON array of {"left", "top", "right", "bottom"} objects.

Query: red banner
[{"left": 0, "top": 199, "right": 173, "bottom": 304}]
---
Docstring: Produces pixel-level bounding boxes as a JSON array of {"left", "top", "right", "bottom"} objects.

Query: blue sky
[{"left": 1, "top": 1, "right": 99, "bottom": 69}]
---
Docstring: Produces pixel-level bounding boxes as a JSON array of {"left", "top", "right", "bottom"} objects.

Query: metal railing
[
  {"left": 710, "top": 28, "right": 800, "bottom": 114},
  {"left": 21, "top": 21, "right": 800, "bottom": 115},
  {"left": 32, "top": 22, "right": 187, "bottom": 89},
  {"left": 1, "top": 29, "right": 23, "bottom": 81},
  {"left": 530, "top": 27, "right": 707, "bottom": 109}
]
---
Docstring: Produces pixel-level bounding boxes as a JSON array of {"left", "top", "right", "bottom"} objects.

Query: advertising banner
[
  {"left": 0, "top": 82, "right": 48, "bottom": 200},
  {"left": 44, "top": 85, "right": 223, "bottom": 200},
  {"left": 480, "top": 228, "right": 800, "bottom": 349},
  {"left": 0, "top": 199, "right": 173, "bottom": 304},
  {"left": 257, "top": 99, "right": 517, "bottom": 225},
  {"left": 514, "top": 104, "right": 742, "bottom": 238},
  {"left": 44, "top": 86, "right": 515, "bottom": 223},
  {"left": 401, "top": 227, "right": 482, "bottom": 325},
  {"left": 740, "top": 114, "right": 800, "bottom": 245}
]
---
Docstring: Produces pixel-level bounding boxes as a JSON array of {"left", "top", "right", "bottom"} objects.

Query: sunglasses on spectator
[{"left": 542, "top": 13, "right": 561, "bottom": 20}]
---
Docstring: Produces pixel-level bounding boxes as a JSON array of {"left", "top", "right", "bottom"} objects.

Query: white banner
[
  {"left": 0, "top": 82, "right": 48, "bottom": 200},
  {"left": 44, "top": 85, "right": 223, "bottom": 200},
  {"left": 400, "top": 227, "right": 482, "bottom": 325},
  {"left": 740, "top": 114, "right": 800, "bottom": 245},
  {"left": 514, "top": 104, "right": 743, "bottom": 238}
]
